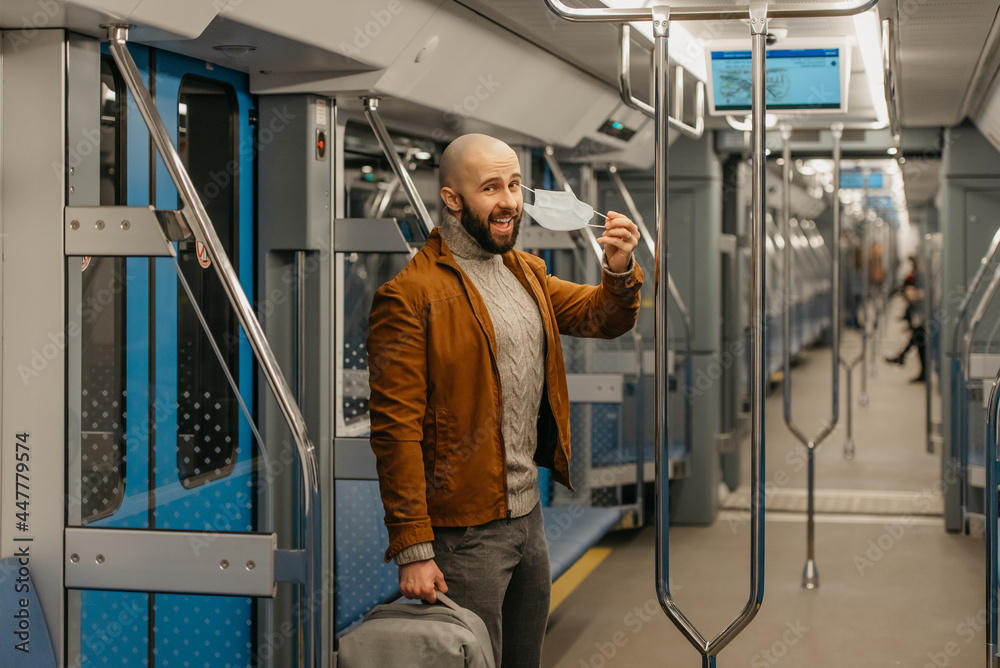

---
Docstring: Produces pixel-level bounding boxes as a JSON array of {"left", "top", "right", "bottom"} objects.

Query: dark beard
[{"left": 457, "top": 194, "right": 521, "bottom": 255}]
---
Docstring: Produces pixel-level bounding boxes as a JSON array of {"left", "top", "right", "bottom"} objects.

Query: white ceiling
[
  {"left": 890, "top": 0, "right": 1000, "bottom": 126},
  {"left": 455, "top": 0, "right": 1000, "bottom": 129}
]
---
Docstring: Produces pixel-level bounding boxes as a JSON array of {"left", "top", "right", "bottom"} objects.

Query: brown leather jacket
[{"left": 367, "top": 228, "right": 643, "bottom": 562}]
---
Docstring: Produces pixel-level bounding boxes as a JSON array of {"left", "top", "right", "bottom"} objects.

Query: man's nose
[{"left": 499, "top": 187, "right": 518, "bottom": 211}]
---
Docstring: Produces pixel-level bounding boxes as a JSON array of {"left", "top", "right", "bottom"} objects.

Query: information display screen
[{"left": 710, "top": 48, "right": 843, "bottom": 113}]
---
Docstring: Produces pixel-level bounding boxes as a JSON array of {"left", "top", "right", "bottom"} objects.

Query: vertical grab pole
[
  {"left": 652, "top": 3, "right": 674, "bottom": 633},
  {"left": 781, "top": 123, "right": 842, "bottom": 590},
  {"left": 743, "top": 1, "right": 768, "bottom": 636},
  {"left": 859, "top": 171, "right": 871, "bottom": 407}
]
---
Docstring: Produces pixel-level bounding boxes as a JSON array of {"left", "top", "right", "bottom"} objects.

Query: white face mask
[{"left": 521, "top": 185, "right": 606, "bottom": 232}]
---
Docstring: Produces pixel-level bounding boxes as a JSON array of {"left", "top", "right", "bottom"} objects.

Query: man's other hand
[
  {"left": 598, "top": 210, "right": 640, "bottom": 274},
  {"left": 399, "top": 559, "right": 447, "bottom": 603}
]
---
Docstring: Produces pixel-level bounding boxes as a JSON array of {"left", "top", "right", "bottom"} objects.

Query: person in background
[{"left": 886, "top": 255, "right": 926, "bottom": 382}]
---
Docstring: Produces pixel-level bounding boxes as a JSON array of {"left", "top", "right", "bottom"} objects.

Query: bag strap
[{"left": 433, "top": 591, "right": 460, "bottom": 611}]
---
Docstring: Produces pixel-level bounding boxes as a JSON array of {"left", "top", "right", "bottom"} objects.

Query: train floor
[{"left": 541, "top": 298, "right": 986, "bottom": 667}]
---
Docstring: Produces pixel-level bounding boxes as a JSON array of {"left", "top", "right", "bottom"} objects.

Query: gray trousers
[{"left": 431, "top": 503, "right": 550, "bottom": 668}]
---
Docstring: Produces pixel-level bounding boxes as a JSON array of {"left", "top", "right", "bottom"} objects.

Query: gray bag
[{"left": 337, "top": 592, "right": 495, "bottom": 668}]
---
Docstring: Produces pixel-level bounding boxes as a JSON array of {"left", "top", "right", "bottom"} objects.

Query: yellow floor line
[{"left": 549, "top": 547, "right": 612, "bottom": 613}]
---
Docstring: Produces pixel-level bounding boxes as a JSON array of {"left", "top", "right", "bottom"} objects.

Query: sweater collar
[{"left": 439, "top": 212, "right": 496, "bottom": 262}]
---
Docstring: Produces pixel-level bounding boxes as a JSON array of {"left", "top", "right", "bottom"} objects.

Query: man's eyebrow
[{"left": 477, "top": 173, "right": 523, "bottom": 188}]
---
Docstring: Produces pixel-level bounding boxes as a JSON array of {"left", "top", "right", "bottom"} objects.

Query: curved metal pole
[
  {"left": 544, "top": 0, "right": 878, "bottom": 21},
  {"left": 608, "top": 165, "right": 694, "bottom": 465},
  {"left": 107, "top": 27, "right": 322, "bottom": 668},
  {"left": 618, "top": 25, "right": 705, "bottom": 138},
  {"left": 362, "top": 97, "right": 436, "bottom": 238},
  {"left": 951, "top": 226, "right": 1000, "bottom": 366},
  {"left": 781, "top": 124, "right": 842, "bottom": 590}
]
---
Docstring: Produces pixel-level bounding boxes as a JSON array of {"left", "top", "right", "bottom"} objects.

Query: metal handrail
[
  {"left": 107, "top": 26, "right": 322, "bottom": 668},
  {"left": 543, "top": 152, "right": 646, "bottom": 524},
  {"left": 545, "top": 0, "right": 879, "bottom": 21},
  {"left": 780, "top": 123, "right": 842, "bottom": 590},
  {"left": 948, "top": 227, "right": 1000, "bottom": 523},
  {"left": 619, "top": 25, "right": 705, "bottom": 138},
  {"left": 607, "top": 164, "right": 694, "bottom": 469},
  {"left": 881, "top": 18, "right": 902, "bottom": 145},
  {"left": 958, "top": 248, "right": 1000, "bottom": 531},
  {"left": 951, "top": 226, "right": 1000, "bottom": 366},
  {"left": 362, "top": 97, "right": 436, "bottom": 238}
]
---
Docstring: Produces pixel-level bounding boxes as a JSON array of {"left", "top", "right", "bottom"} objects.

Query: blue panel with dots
[{"left": 335, "top": 481, "right": 399, "bottom": 632}]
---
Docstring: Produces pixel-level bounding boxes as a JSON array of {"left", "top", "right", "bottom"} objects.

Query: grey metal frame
[
  {"left": 106, "top": 26, "right": 323, "bottom": 668},
  {"left": 959, "top": 241, "right": 1000, "bottom": 531},
  {"left": 543, "top": 1, "right": 880, "bottom": 664},
  {"left": 950, "top": 227, "right": 1000, "bottom": 526},
  {"left": 780, "top": 123, "right": 842, "bottom": 590}
]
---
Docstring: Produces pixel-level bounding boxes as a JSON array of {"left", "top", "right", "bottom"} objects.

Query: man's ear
[{"left": 440, "top": 187, "right": 462, "bottom": 215}]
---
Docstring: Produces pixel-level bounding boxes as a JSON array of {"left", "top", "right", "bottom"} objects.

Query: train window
[
  {"left": 336, "top": 122, "right": 436, "bottom": 437},
  {"left": 175, "top": 75, "right": 239, "bottom": 488},
  {"left": 79, "top": 57, "right": 128, "bottom": 524},
  {"left": 344, "top": 120, "right": 439, "bottom": 239}
]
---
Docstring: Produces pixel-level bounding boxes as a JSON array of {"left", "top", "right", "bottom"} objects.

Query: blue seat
[
  {"left": 334, "top": 481, "right": 620, "bottom": 635},
  {"left": 542, "top": 506, "right": 621, "bottom": 581},
  {"left": 0, "top": 557, "right": 56, "bottom": 668}
]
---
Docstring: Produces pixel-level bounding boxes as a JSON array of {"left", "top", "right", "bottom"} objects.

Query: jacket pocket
[{"left": 427, "top": 408, "right": 455, "bottom": 499}]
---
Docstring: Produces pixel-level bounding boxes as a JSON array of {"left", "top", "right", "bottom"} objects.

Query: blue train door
[{"left": 70, "top": 43, "right": 259, "bottom": 667}]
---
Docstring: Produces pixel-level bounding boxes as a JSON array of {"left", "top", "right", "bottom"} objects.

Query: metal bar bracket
[
  {"left": 64, "top": 205, "right": 191, "bottom": 257},
  {"left": 66, "top": 528, "right": 277, "bottom": 598}
]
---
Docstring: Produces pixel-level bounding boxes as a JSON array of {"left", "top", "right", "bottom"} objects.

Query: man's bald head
[
  {"left": 438, "top": 133, "right": 524, "bottom": 254},
  {"left": 439, "top": 133, "right": 519, "bottom": 193}
]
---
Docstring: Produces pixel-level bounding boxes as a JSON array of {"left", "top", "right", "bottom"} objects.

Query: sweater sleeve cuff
[
  {"left": 602, "top": 251, "right": 635, "bottom": 277},
  {"left": 393, "top": 541, "right": 435, "bottom": 566}
]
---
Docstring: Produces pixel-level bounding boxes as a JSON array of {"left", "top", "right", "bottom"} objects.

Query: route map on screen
[{"left": 711, "top": 48, "right": 842, "bottom": 112}]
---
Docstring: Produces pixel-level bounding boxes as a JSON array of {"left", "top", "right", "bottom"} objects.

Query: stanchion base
[
  {"left": 844, "top": 440, "right": 855, "bottom": 459},
  {"left": 802, "top": 559, "right": 819, "bottom": 589}
]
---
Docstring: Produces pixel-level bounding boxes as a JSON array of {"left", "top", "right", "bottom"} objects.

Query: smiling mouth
[{"left": 490, "top": 214, "right": 514, "bottom": 233}]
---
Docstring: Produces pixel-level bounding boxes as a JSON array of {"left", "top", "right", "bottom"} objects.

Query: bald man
[{"left": 367, "top": 134, "right": 643, "bottom": 666}]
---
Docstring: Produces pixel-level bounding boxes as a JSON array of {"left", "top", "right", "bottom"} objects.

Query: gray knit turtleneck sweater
[{"left": 394, "top": 213, "right": 545, "bottom": 566}]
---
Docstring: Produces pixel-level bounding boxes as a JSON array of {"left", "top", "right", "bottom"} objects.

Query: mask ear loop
[{"left": 519, "top": 183, "right": 608, "bottom": 227}]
